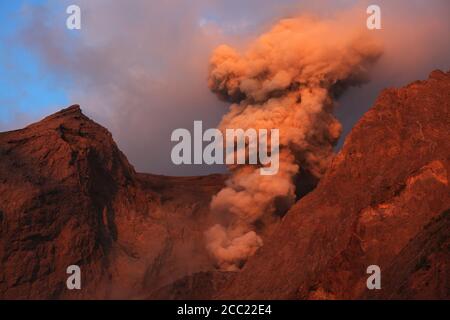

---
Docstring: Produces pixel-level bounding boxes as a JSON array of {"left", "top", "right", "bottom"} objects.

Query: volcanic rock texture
[{"left": 0, "top": 105, "right": 225, "bottom": 299}]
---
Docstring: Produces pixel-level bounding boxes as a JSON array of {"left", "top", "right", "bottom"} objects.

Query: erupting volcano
[{"left": 205, "top": 15, "right": 382, "bottom": 271}]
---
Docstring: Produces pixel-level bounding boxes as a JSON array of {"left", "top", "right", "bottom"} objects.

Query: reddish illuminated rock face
[
  {"left": 216, "top": 70, "right": 450, "bottom": 300},
  {"left": 0, "top": 105, "right": 225, "bottom": 299},
  {"left": 0, "top": 70, "right": 449, "bottom": 300}
]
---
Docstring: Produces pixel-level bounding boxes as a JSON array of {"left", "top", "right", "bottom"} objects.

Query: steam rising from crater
[{"left": 205, "top": 15, "right": 382, "bottom": 271}]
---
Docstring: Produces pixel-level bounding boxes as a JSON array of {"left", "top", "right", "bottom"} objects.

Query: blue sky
[
  {"left": 0, "top": 0, "right": 69, "bottom": 128},
  {"left": 0, "top": 0, "right": 301, "bottom": 132}
]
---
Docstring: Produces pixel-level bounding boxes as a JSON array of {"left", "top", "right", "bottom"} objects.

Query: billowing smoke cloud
[{"left": 205, "top": 15, "right": 382, "bottom": 271}]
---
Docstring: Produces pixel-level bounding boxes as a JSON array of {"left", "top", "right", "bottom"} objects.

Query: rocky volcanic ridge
[
  {"left": 215, "top": 69, "right": 450, "bottom": 300},
  {"left": 0, "top": 70, "right": 449, "bottom": 299},
  {"left": 0, "top": 105, "right": 226, "bottom": 299}
]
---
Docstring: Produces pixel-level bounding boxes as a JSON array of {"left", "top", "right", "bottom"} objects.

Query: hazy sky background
[{"left": 0, "top": 0, "right": 449, "bottom": 175}]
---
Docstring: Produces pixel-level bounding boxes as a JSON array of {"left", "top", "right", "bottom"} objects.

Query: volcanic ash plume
[{"left": 205, "top": 16, "right": 382, "bottom": 271}]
